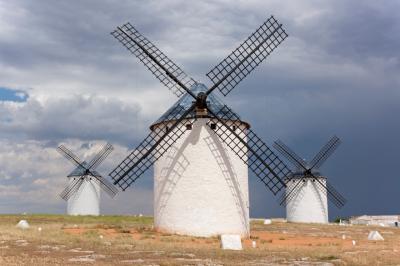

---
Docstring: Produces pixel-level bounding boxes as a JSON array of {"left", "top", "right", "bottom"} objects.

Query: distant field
[{"left": 0, "top": 214, "right": 399, "bottom": 265}]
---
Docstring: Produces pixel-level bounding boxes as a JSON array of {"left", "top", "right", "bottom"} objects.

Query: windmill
[
  {"left": 57, "top": 143, "right": 118, "bottom": 216},
  {"left": 109, "top": 16, "right": 292, "bottom": 237},
  {"left": 273, "top": 136, "right": 346, "bottom": 223}
]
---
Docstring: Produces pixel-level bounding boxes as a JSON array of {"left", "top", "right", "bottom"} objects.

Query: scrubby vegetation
[{"left": 0, "top": 214, "right": 399, "bottom": 265}]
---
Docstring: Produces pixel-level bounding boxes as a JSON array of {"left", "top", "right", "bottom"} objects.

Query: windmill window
[
  {"left": 186, "top": 124, "right": 192, "bottom": 130},
  {"left": 166, "top": 126, "right": 169, "bottom": 132},
  {"left": 232, "top": 125, "right": 237, "bottom": 132},
  {"left": 210, "top": 123, "right": 217, "bottom": 130}
]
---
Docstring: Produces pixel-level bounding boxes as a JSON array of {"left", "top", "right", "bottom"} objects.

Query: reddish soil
[{"left": 63, "top": 227, "right": 352, "bottom": 248}]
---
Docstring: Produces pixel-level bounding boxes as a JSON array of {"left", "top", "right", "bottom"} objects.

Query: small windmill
[
  {"left": 109, "top": 16, "right": 292, "bottom": 237},
  {"left": 273, "top": 136, "right": 346, "bottom": 223},
  {"left": 57, "top": 143, "right": 118, "bottom": 216}
]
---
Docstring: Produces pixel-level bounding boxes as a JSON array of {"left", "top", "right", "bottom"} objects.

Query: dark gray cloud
[
  {"left": 0, "top": 0, "right": 399, "bottom": 219},
  {"left": 0, "top": 94, "right": 144, "bottom": 146}
]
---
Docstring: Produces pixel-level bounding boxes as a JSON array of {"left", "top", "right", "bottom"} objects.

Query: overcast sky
[{"left": 0, "top": 0, "right": 399, "bottom": 220}]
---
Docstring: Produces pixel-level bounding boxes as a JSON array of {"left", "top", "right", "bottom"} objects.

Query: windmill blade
[
  {"left": 110, "top": 104, "right": 196, "bottom": 191},
  {"left": 309, "top": 136, "right": 341, "bottom": 170},
  {"left": 57, "top": 145, "right": 85, "bottom": 168},
  {"left": 63, "top": 178, "right": 86, "bottom": 201},
  {"left": 91, "top": 173, "right": 119, "bottom": 198},
  {"left": 111, "top": 23, "right": 197, "bottom": 98},
  {"left": 273, "top": 140, "right": 308, "bottom": 170},
  {"left": 313, "top": 178, "right": 346, "bottom": 208},
  {"left": 281, "top": 177, "right": 346, "bottom": 208},
  {"left": 279, "top": 178, "right": 306, "bottom": 206},
  {"left": 206, "top": 105, "right": 291, "bottom": 195},
  {"left": 326, "top": 181, "right": 347, "bottom": 208},
  {"left": 206, "top": 16, "right": 288, "bottom": 96},
  {"left": 59, "top": 177, "right": 84, "bottom": 201},
  {"left": 87, "top": 143, "right": 114, "bottom": 170}
]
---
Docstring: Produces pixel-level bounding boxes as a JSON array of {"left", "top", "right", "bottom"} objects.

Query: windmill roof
[
  {"left": 67, "top": 161, "right": 101, "bottom": 177},
  {"left": 150, "top": 83, "right": 248, "bottom": 128},
  {"left": 290, "top": 167, "right": 322, "bottom": 178}
]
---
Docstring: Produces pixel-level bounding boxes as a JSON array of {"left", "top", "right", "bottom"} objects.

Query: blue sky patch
[{"left": 0, "top": 87, "right": 29, "bottom": 102}]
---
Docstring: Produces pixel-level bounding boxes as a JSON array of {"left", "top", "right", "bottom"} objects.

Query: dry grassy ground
[{"left": 0, "top": 215, "right": 399, "bottom": 265}]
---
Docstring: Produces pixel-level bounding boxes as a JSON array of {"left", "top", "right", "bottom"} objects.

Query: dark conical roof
[
  {"left": 290, "top": 163, "right": 322, "bottom": 178},
  {"left": 151, "top": 83, "right": 248, "bottom": 128},
  {"left": 67, "top": 161, "right": 100, "bottom": 177}
]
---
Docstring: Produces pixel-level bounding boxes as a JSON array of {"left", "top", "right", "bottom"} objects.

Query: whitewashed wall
[
  {"left": 153, "top": 118, "right": 250, "bottom": 237},
  {"left": 67, "top": 177, "right": 100, "bottom": 216},
  {"left": 286, "top": 177, "right": 328, "bottom": 224}
]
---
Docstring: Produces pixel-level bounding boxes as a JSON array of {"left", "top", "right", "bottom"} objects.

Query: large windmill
[
  {"left": 58, "top": 143, "right": 118, "bottom": 216},
  {"left": 273, "top": 136, "right": 346, "bottom": 223},
  {"left": 109, "top": 16, "right": 292, "bottom": 237}
]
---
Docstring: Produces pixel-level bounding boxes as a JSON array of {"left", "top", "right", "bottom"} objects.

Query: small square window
[
  {"left": 210, "top": 123, "right": 217, "bottom": 130},
  {"left": 232, "top": 125, "right": 237, "bottom": 132},
  {"left": 186, "top": 124, "right": 192, "bottom": 130}
]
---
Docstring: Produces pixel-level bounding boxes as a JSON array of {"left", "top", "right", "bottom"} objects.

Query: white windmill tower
[
  {"left": 109, "top": 16, "right": 291, "bottom": 237},
  {"left": 273, "top": 136, "right": 346, "bottom": 223},
  {"left": 57, "top": 143, "right": 118, "bottom": 215}
]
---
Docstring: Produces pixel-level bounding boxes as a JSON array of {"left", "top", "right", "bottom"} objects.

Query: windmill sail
[
  {"left": 111, "top": 23, "right": 196, "bottom": 97},
  {"left": 206, "top": 16, "right": 288, "bottom": 96},
  {"left": 207, "top": 105, "right": 291, "bottom": 195},
  {"left": 110, "top": 104, "right": 196, "bottom": 190},
  {"left": 309, "top": 136, "right": 341, "bottom": 170}
]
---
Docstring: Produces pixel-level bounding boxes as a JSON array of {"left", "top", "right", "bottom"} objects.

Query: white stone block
[
  {"left": 263, "top": 219, "right": 272, "bottom": 225},
  {"left": 368, "top": 231, "right": 384, "bottom": 241},
  {"left": 16, "top": 220, "right": 30, "bottom": 230},
  {"left": 221, "top": 234, "right": 242, "bottom": 250}
]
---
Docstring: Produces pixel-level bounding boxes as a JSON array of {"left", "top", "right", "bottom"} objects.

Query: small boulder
[
  {"left": 263, "top": 219, "right": 272, "bottom": 225},
  {"left": 220, "top": 234, "right": 242, "bottom": 250},
  {"left": 368, "top": 231, "right": 384, "bottom": 241},
  {"left": 16, "top": 220, "right": 30, "bottom": 230}
]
